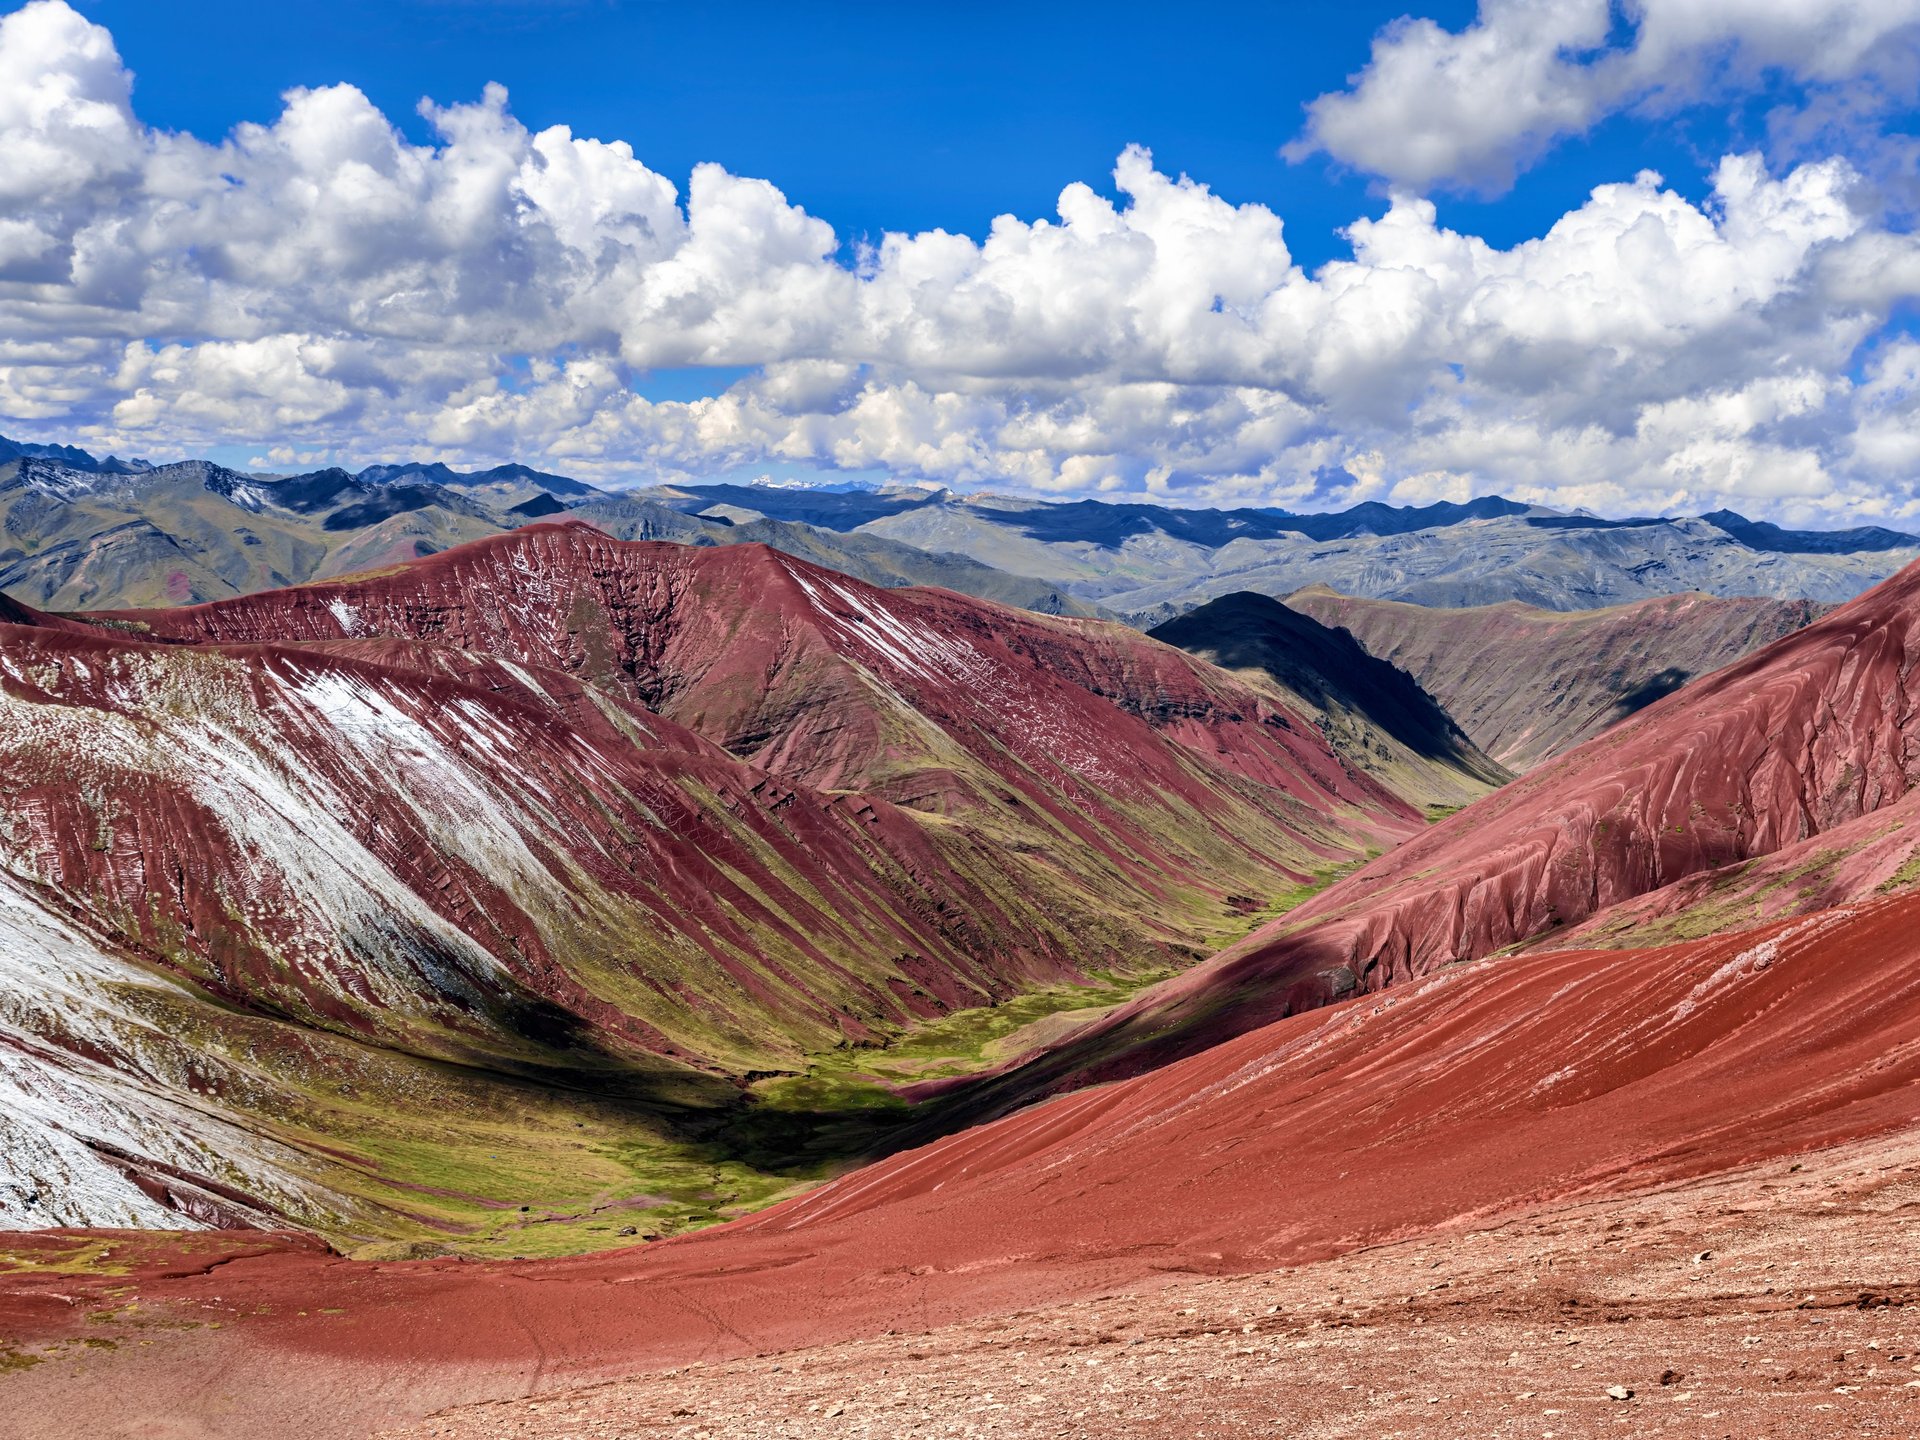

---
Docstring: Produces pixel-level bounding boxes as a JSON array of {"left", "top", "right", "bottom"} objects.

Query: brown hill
[
  {"left": 1288, "top": 585, "right": 1824, "bottom": 770},
  {"left": 1149, "top": 590, "right": 1510, "bottom": 809}
]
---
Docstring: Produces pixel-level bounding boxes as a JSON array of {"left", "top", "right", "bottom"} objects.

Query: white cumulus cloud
[
  {"left": 1290, "top": 0, "right": 1920, "bottom": 195},
  {"left": 0, "top": 0, "right": 1918, "bottom": 523}
]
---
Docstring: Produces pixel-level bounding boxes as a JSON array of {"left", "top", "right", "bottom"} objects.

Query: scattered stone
[{"left": 374, "top": 1129, "right": 1920, "bottom": 1440}]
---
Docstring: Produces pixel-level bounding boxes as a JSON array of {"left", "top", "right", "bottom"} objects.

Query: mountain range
[
  {"left": 648, "top": 480, "right": 1920, "bottom": 615},
  {"left": 5, "top": 505, "right": 1920, "bottom": 1436},
  {"left": 0, "top": 447, "right": 1096, "bottom": 619},
  {"left": 7, "top": 434, "right": 1919, "bottom": 621},
  {"left": 937, "top": 555, "right": 1920, "bottom": 1117}
]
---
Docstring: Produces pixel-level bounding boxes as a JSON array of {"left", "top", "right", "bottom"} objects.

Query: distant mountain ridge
[
  {"left": 0, "top": 438, "right": 1102, "bottom": 618},
  {"left": 645, "top": 483, "right": 1547, "bottom": 545},
  {"left": 6, "top": 431, "right": 1918, "bottom": 616},
  {"left": 0, "top": 432, "right": 150, "bottom": 475},
  {"left": 1288, "top": 587, "right": 1828, "bottom": 771},
  {"left": 646, "top": 479, "right": 1920, "bottom": 613}
]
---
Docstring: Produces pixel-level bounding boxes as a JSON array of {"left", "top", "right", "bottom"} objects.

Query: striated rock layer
[
  {"left": 0, "top": 528, "right": 1415, "bottom": 1232},
  {"left": 108, "top": 523, "right": 1411, "bottom": 916}
]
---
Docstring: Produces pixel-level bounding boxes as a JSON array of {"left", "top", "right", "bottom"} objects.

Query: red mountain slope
[
  {"left": 0, "top": 610, "right": 1160, "bottom": 1231},
  {"left": 945, "top": 556, "right": 1920, "bottom": 1097},
  {"left": 1553, "top": 776, "right": 1920, "bottom": 948},
  {"left": 109, "top": 523, "right": 1416, "bottom": 942},
  {"left": 0, "top": 532, "right": 1418, "bottom": 1234},
  {"left": 7, "top": 891, "right": 1918, "bottom": 1439}
]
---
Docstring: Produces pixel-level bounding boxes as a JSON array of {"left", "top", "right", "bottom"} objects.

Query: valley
[
  {"left": 5, "top": 462, "right": 1918, "bottom": 1440},
  {"left": 0, "top": 524, "right": 1416, "bottom": 1250},
  {"left": 9, "top": 878, "right": 1920, "bottom": 1438},
  {"left": 8, "top": 2, "right": 1920, "bottom": 1432},
  {"left": 3, "top": 470, "right": 1911, "bottom": 1439}
]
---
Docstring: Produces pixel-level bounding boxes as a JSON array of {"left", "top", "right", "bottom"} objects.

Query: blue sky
[
  {"left": 12, "top": 1, "right": 1920, "bottom": 519},
  {"left": 78, "top": 0, "right": 1441, "bottom": 264},
  {"left": 77, "top": 0, "right": 1743, "bottom": 266}
]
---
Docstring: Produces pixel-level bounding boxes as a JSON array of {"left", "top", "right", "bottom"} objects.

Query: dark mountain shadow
[
  {"left": 984, "top": 495, "right": 1535, "bottom": 548},
  {"left": 1613, "top": 666, "right": 1691, "bottom": 717},
  {"left": 1149, "top": 590, "right": 1495, "bottom": 772},
  {"left": 1700, "top": 509, "right": 1920, "bottom": 555},
  {"left": 507, "top": 492, "right": 568, "bottom": 519}
]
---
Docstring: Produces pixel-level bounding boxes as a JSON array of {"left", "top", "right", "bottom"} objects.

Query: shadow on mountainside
[
  {"left": 1612, "top": 665, "right": 1692, "bottom": 718},
  {"left": 1149, "top": 591, "right": 1507, "bottom": 782}
]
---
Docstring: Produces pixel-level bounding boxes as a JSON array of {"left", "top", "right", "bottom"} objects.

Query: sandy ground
[{"left": 391, "top": 1127, "right": 1920, "bottom": 1439}]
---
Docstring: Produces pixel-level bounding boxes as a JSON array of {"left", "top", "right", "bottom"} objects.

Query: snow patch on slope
[
  {"left": 782, "top": 559, "right": 1125, "bottom": 791},
  {"left": 0, "top": 871, "right": 325, "bottom": 1229}
]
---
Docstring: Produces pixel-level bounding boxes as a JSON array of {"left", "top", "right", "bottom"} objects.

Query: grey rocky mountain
[
  {"left": 6, "top": 432, "right": 1913, "bottom": 619},
  {"left": 644, "top": 482, "right": 1919, "bottom": 618},
  {"left": 0, "top": 432, "right": 151, "bottom": 475},
  {"left": 0, "top": 438, "right": 1098, "bottom": 617}
]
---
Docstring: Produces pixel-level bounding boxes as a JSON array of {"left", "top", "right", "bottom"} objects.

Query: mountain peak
[
  {"left": 1150, "top": 590, "right": 1507, "bottom": 808},
  {"left": 0, "top": 432, "right": 151, "bottom": 474}
]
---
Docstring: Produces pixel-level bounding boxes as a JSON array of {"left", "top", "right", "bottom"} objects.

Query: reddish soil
[
  {"left": 7, "top": 890, "right": 1920, "bottom": 1438},
  {"left": 392, "top": 1127, "right": 1920, "bottom": 1439}
]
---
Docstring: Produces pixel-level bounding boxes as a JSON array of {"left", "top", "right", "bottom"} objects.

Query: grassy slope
[{"left": 91, "top": 863, "right": 1356, "bottom": 1263}]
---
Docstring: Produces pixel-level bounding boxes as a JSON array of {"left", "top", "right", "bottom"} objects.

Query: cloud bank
[
  {"left": 4, "top": 0, "right": 1920, "bottom": 520},
  {"left": 1289, "top": 0, "right": 1920, "bottom": 195}
]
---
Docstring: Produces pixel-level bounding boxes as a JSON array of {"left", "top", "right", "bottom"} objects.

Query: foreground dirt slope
[
  {"left": 398, "top": 1127, "right": 1920, "bottom": 1439},
  {"left": 6, "top": 889, "right": 1920, "bottom": 1437},
  {"left": 1289, "top": 585, "right": 1823, "bottom": 770}
]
